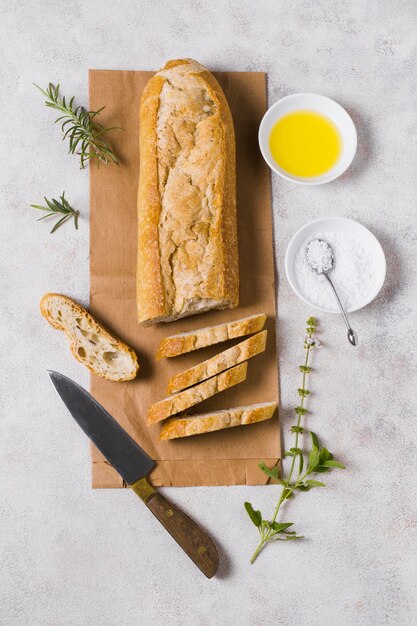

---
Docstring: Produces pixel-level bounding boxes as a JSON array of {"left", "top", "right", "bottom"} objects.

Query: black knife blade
[{"left": 49, "top": 371, "right": 155, "bottom": 484}]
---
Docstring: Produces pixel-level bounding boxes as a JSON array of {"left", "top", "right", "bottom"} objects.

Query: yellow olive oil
[{"left": 269, "top": 110, "right": 342, "bottom": 178}]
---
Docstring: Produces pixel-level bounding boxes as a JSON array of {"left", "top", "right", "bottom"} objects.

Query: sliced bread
[
  {"left": 160, "top": 402, "right": 277, "bottom": 440},
  {"left": 156, "top": 313, "right": 267, "bottom": 359},
  {"left": 40, "top": 293, "right": 139, "bottom": 382},
  {"left": 147, "top": 362, "right": 247, "bottom": 424},
  {"left": 168, "top": 330, "right": 267, "bottom": 394}
]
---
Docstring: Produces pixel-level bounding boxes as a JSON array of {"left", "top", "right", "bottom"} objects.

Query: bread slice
[
  {"left": 156, "top": 313, "right": 267, "bottom": 359},
  {"left": 160, "top": 402, "right": 277, "bottom": 440},
  {"left": 40, "top": 293, "right": 139, "bottom": 382},
  {"left": 147, "top": 362, "right": 247, "bottom": 424},
  {"left": 168, "top": 330, "right": 267, "bottom": 394}
]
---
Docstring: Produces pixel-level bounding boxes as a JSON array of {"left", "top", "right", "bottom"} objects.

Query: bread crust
[
  {"left": 156, "top": 313, "right": 267, "bottom": 359},
  {"left": 137, "top": 59, "right": 238, "bottom": 325},
  {"left": 160, "top": 402, "right": 277, "bottom": 440},
  {"left": 147, "top": 362, "right": 247, "bottom": 424},
  {"left": 40, "top": 293, "right": 139, "bottom": 381},
  {"left": 168, "top": 330, "right": 267, "bottom": 394}
]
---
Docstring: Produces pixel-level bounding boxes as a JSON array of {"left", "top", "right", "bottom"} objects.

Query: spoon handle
[{"left": 323, "top": 273, "right": 358, "bottom": 346}]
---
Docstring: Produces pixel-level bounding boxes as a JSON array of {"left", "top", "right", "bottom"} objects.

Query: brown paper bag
[{"left": 89, "top": 68, "right": 280, "bottom": 488}]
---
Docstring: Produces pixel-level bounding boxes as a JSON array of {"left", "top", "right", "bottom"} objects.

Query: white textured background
[{"left": 1, "top": 1, "right": 416, "bottom": 624}]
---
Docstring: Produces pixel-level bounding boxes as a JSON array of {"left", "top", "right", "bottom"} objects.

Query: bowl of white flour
[{"left": 285, "top": 217, "right": 386, "bottom": 313}]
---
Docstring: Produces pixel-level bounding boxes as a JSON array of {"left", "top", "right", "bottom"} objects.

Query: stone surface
[{"left": 1, "top": 1, "right": 416, "bottom": 624}]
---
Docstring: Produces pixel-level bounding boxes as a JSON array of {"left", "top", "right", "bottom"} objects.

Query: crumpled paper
[{"left": 89, "top": 68, "right": 279, "bottom": 488}]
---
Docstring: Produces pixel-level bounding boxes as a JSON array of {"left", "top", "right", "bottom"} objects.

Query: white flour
[{"left": 294, "top": 231, "right": 376, "bottom": 312}]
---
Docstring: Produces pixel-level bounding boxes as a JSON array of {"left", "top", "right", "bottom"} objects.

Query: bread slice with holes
[
  {"left": 160, "top": 402, "right": 277, "bottom": 440},
  {"left": 40, "top": 293, "right": 139, "bottom": 381},
  {"left": 156, "top": 313, "right": 266, "bottom": 359},
  {"left": 147, "top": 362, "right": 247, "bottom": 424},
  {"left": 167, "top": 330, "right": 267, "bottom": 394}
]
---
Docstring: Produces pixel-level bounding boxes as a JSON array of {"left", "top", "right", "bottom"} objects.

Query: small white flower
[{"left": 304, "top": 337, "right": 321, "bottom": 348}]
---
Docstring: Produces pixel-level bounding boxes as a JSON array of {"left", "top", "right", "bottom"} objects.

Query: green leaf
[
  {"left": 296, "top": 484, "right": 311, "bottom": 491},
  {"left": 244, "top": 502, "right": 262, "bottom": 527},
  {"left": 310, "top": 431, "right": 319, "bottom": 451},
  {"left": 31, "top": 204, "right": 50, "bottom": 212},
  {"left": 295, "top": 406, "right": 308, "bottom": 416},
  {"left": 284, "top": 450, "right": 294, "bottom": 457},
  {"left": 284, "top": 534, "right": 304, "bottom": 541},
  {"left": 314, "top": 466, "right": 330, "bottom": 473},
  {"left": 298, "top": 388, "right": 310, "bottom": 397},
  {"left": 305, "top": 479, "right": 326, "bottom": 487},
  {"left": 282, "top": 487, "right": 294, "bottom": 500},
  {"left": 258, "top": 461, "right": 280, "bottom": 480},
  {"left": 320, "top": 460, "right": 346, "bottom": 469},
  {"left": 299, "top": 365, "right": 312, "bottom": 373},
  {"left": 298, "top": 451, "right": 304, "bottom": 475},
  {"left": 319, "top": 447, "right": 332, "bottom": 462},
  {"left": 270, "top": 522, "right": 294, "bottom": 533},
  {"left": 290, "top": 425, "right": 304, "bottom": 434},
  {"left": 308, "top": 448, "right": 320, "bottom": 470}
]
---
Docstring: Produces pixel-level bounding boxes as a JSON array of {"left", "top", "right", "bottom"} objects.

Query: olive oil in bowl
[{"left": 269, "top": 110, "right": 342, "bottom": 179}]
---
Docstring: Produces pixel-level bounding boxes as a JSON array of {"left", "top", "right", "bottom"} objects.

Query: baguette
[
  {"left": 168, "top": 330, "right": 267, "bottom": 394},
  {"left": 40, "top": 293, "right": 139, "bottom": 382},
  {"left": 137, "top": 58, "right": 238, "bottom": 325},
  {"left": 156, "top": 313, "right": 266, "bottom": 359},
  {"left": 160, "top": 402, "right": 277, "bottom": 440},
  {"left": 147, "top": 362, "right": 247, "bottom": 424}
]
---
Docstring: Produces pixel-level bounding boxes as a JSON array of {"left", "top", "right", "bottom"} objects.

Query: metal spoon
[{"left": 305, "top": 238, "right": 358, "bottom": 346}]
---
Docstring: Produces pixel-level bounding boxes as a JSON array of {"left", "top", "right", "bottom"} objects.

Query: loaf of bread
[
  {"left": 137, "top": 59, "right": 238, "bottom": 325},
  {"left": 156, "top": 313, "right": 266, "bottom": 359},
  {"left": 40, "top": 293, "right": 139, "bottom": 381},
  {"left": 168, "top": 330, "right": 267, "bottom": 394},
  {"left": 160, "top": 402, "right": 277, "bottom": 440},
  {"left": 147, "top": 362, "right": 247, "bottom": 424}
]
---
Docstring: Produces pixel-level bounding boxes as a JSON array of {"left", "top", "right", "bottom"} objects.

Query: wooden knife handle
[{"left": 131, "top": 477, "right": 219, "bottom": 579}]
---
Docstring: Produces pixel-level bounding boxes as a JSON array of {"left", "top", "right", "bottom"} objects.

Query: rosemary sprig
[
  {"left": 34, "top": 83, "right": 120, "bottom": 169},
  {"left": 31, "top": 192, "right": 79, "bottom": 234},
  {"left": 245, "top": 317, "right": 346, "bottom": 564}
]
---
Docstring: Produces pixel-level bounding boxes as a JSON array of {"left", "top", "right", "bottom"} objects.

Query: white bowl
[
  {"left": 285, "top": 217, "right": 386, "bottom": 313},
  {"left": 258, "top": 93, "right": 357, "bottom": 185}
]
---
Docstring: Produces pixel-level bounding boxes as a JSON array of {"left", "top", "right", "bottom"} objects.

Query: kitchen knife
[{"left": 48, "top": 371, "right": 219, "bottom": 578}]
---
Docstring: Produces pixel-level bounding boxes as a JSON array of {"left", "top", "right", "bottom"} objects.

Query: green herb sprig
[
  {"left": 34, "top": 83, "right": 120, "bottom": 169},
  {"left": 31, "top": 192, "right": 79, "bottom": 234},
  {"left": 245, "top": 317, "right": 345, "bottom": 564}
]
